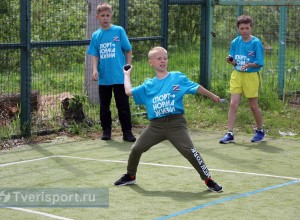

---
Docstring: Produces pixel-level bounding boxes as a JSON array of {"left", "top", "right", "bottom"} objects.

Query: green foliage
[
  {"left": 126, "top": 0, "right": 161, "bottom": 60},
  {"left": 68, "top": 95, "right": 86, "bottom": 109},
  {"left": 0, "top": 0, "right": 19, "bottom": 43},
  {"left": 2, "top": 1, "right": 300, "bottom": 70},
  {"left": 168, "top": 4, "right": 201, "bottom": 47},
  {"left": 67, "top": 122, "right": 81, "bottom": 135},
  {"left": 0, "top": 0, "right": 20, "bottom": 72},
  {"left": 1, "top": 1, "right": 300, "bottom": 140},
  {"left": 31, "top": 0, "right": 87, "bottom": 42},
  {"left": 0, "top": 116, "right": 20, "bottom": 141},
  {"left": 30, "top": 0, "right": 87, "bottom": 70}
]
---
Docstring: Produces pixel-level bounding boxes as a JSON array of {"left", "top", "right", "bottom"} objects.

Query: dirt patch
[
  {"left": 289, "top": 96, "right": 300, "bottom": 109},
  {"left": 0, "top": 124, "right": 146, "bottom": 150},
  {"left": 38, "top": 92, "right": 74, "bottom": 118}
]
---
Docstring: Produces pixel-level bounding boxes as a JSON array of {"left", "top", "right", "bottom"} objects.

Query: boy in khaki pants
[{"left": 114, "top": 47, "right": 223, "bottom": 193}]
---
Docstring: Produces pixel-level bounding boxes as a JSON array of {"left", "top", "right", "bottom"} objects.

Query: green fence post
[
  {"left": 161, "top": 0, "right": 169, "bottom": 49},
  {"left": 20, "top": 0, "right": 31, "bottom": 137},
  {"left": 236, "top": 5, "right": 243, "bottom": 37},
  {"left": 200, "top": 0, "right": 213, "bottom": 89},
  {"left": 119, "top": 0, "right": 128, "bottom": 29},
  {"left": 278, "top": 6, "right": 287, "bottom": 98}
]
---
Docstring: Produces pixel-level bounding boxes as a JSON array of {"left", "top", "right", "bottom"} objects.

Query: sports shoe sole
[
  {"left": 251, "top": 139, "right": 263, "bottom": 143},
  {"left": 219, "top": 140, "right": 234, "bottom": 144},
  {"left": 207, "top": 186, "right": 223, "bottom": 193},
  {"left": 114, "top": 180, "right": 136, "bottom": 186}
]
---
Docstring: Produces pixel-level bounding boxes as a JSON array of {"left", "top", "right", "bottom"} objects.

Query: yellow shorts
[{"left": 230, "top": 70, "right": 260, "bottom": 98}]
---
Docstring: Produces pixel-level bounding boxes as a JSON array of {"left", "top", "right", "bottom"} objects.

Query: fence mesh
[{"left": 0, "top": 0, "right": 299, "bottom": 138}]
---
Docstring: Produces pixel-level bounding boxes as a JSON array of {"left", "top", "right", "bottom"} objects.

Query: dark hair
[{"left": 237, "top": 15, "right": 253, "bottom": 27}]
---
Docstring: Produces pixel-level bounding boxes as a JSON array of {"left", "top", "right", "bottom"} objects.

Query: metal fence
[{"left": 1, "top": 0, "right": 300, "bottom": 138}]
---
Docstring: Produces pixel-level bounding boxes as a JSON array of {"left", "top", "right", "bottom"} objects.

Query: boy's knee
[
  {"left": 250, "top": 105, "right": 260, "bottom": 112},
  {"left": 230, "top": 101, "right": 239, "bottom": 110},
  {"left": 130, "top": 145, "right": 145, "bottom": 155}
]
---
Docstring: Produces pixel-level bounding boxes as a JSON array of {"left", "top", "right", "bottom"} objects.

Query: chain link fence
[{"left": 1, "top": 0, "right": 299, "bottom": 138}]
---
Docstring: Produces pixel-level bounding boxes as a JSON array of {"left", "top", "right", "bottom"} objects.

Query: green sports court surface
[{"left": 0, "top": 131, "right": 299, "bottom": 220}]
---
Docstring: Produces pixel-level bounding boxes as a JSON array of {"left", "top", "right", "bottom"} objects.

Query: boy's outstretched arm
[
  {"left": 123, "top": 66, "right": 133, "bottom": 96},
  {"left": 197, "top": 86, "right": 220, "bottom": 103},
  {"left": 125, "top": 50, "right": 132, "bottom": 65}
]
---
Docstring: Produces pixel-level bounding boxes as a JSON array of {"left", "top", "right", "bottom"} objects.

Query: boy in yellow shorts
[{"left": 219, "top": 15, "right": 265, "bottom": 144}]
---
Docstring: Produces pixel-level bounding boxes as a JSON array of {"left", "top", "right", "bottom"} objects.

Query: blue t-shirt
[
  {"left": 132, "top": 71, "right": 200, "bottom": 120},
  {"left": 229, "top": 36, "right": 264, "bottom": 72},
  {"left": 87, "top": 25, "right": 132, "bottom": 85}
]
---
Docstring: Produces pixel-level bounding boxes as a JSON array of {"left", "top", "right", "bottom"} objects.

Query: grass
[
  {"left": 0, "top": 46, "right": 300, "bottom": 144},
  {"left": 0, "top": 132, "right": 299, "bottom": 219}
]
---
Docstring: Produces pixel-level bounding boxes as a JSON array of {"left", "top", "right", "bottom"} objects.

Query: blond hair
[
  {"left": 148, "top": 46, "right": 167, "bottom": 59},
  {"left": 96, "top": 2, "right": 112, "bottom": 15}
]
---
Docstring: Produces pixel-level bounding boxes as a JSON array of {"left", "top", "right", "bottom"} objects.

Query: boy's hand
[
  {"left": 123, "top": 65, "right": 133, "bottom": 96},
  {"left": 212, "top": 95, "right": 221, "bottom": 103},
  {"left": 241, "top": 62, "right": 249, "bottom": 71},
  {"left": 124, "top": 64, "right": 131, "bottom": 71},
  {"left": 227, "top": 55, "right": 233, "bottom": 62},
  {"left": 226, "top": 55, "right": 236, "bottom": 66},
  {"left": 123, "top": 64, "right": 132, "bottom": 76},
  {"left": 92, "top": 71, "right": 98, "bottom": 81}
]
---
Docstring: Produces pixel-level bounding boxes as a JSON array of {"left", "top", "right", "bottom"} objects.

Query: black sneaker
[
  {"left": 101, "top": 129, "right": 111, "bottom": 140},
  {"left": 123, "top": 131, "right": 136, "bottom": 142},
  {"left": 206, "top": 179, "right": 223, "bottom": 193},
  {"left": 114, "top": 174, "right": 136, "bottom": 186}
]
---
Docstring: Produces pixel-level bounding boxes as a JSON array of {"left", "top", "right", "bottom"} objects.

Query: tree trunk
[{"left": 84, "top": 0, "right": 104, "bottom": 104}]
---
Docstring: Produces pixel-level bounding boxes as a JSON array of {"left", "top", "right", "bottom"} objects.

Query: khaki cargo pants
[{"left": 127, "top": 114, "right": 211, "bottom": 180}]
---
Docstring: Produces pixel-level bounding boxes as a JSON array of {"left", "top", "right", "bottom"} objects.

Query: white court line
[
  {"left": 7, "top": 207, "right": 73, "bottom": 220},
  {"left": 0, "top": 156, "right": 56, "bottom": 167},
  {"left": 209, "top": 168, "right": 300, "bottom": 181},
  {"left": 1, "top": 155, "right": 299, "bottom": 181},
  {"left": 58, "top": 155, "right": 300, "bottom": 181},
  {"left": 0, "top": 154, "right": 299, "bottom": 219},
  {"left": 1, "top": 156, "right": 70, "bottom": 220}
]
